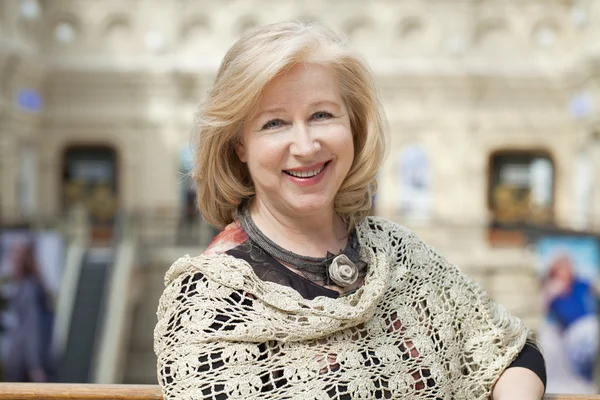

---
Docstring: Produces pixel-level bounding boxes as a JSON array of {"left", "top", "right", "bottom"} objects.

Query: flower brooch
[{"left": 328, "top": 254, "right": 359, "bottom": 287}]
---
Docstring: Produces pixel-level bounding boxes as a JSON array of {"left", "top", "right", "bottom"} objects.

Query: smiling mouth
[{"left": 284, "top": 161, "right": 330, "bottom": 178}]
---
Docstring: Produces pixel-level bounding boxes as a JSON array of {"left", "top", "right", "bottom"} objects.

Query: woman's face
[
  {"left": 238, "top": 63, "right": 354, "bottom": 218},
  {"left": 552, "top": 258, "right": 574, "bottom": 284}
]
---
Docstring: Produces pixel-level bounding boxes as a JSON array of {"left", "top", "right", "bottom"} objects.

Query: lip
[
  {"left": 283, "top": 160, "right": 330, "bottom": 186},
  {"left": 284, "top": 161, "right": 329, "bottom": 173}
]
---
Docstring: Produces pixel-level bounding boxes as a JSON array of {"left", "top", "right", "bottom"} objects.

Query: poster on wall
[
  {"left": 0, "top": 230, "right": 64, "bottom": 382},
  {"left": 397, "top": 144, "right": 432, "bottom": 222},
  {"left": 537, "top": 235, "right": 600, "bottom": 394}
]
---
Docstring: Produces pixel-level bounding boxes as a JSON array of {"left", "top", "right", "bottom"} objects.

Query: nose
[{"left": 290, "top": 123, "right": 320, "bottom": 157}]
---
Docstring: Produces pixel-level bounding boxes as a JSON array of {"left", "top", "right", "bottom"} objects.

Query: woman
[
  {"left": 543, "top": 253, "right": 597, "bottom": 382},
  {"left": 155, "top": 21, "right": 545, "bottom": 399},
  {"left": 2, "top": 240, "right": 50, "bottom": 382}
]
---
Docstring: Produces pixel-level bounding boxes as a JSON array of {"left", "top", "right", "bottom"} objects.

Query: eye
[
  {"left": 261, "top": 119, "right": 284, "bottom": 130},
  {"left": 312, "top": 111, "right": 334, "bottom": 121}
]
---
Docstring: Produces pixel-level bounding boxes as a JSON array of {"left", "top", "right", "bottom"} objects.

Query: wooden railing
[
  {"left": 0, "top": 384, "right": 161, "bottom": 400},
  {"left": 0, "top": 384, "right": 598, "bottom": 400}
]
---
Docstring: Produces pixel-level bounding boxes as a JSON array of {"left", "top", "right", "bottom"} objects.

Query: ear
[{"left": 235, "top": 140, "right": 247, "bottom": 163}]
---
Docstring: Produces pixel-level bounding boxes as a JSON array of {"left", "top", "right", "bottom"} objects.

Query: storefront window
[
  {"left": 62, "top": 146, "right": 118, "bottom": 243},
  {"left": 489, "top": 151, "right": 554, "bottom": 227}
]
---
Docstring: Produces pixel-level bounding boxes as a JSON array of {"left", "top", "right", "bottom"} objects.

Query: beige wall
[{"left": 2, "top": 0, "right": 600, "bottom": 324}]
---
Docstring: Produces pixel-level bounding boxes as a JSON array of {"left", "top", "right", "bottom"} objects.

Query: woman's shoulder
[
  {"left": 203, "top": 220, "right": 248, "bottom": 256},
  {"left": 361, "top": 215, "right": 415, "bottom": 240},
  {"left": 160, "top": 220, "right": 252, "bottom": 287},
  {"left": 163, "top": 252, "right": 249, "bottom": 289},
  {"left": 361, "top": 216, "right": 458, "bottom": 273}
]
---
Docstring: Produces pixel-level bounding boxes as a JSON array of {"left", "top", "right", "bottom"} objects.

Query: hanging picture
[
  {"left": 537, "top": 235, "right": 600, "bottom": 394},
  {"left": 0, "top": 230, "right": 64, "bottom": 382},
  {"left": 397, "top": 144, "right": 432, "bottom": 221}
]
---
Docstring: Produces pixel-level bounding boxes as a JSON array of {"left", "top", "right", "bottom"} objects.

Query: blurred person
[
  {"left": 1, "top": 240, "right": 53, "bottom": 382},
  {"left": 154, "top": 21, "right": 545, "bottom": 399},
  {"left": 177, "top": 177, "right": 201, "bottom": 245},
  {"left": 543, "top": 253, "right": 598, "bottom": 382}
]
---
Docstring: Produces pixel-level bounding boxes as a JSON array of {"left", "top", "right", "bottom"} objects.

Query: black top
[{"left": 226, "top": 234, "right": 547, "bottom": 391}]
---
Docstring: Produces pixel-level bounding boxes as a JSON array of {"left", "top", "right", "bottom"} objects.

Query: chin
[{"left": 285, "top": 197, "right": 335, "bottom": 216}]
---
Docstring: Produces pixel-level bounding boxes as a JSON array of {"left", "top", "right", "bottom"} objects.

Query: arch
[
  {"left": 398, "top": 17, "right": 425, "bottom": 41},
  {"left": 102, "top": 14, "right": 132, "bottom": 38},
  {"left": 180, "top": 15, "right": 211, "bottom": 42},
  {"left": 396, "top": 16, "right": 433, "bottom": 50},
  {"left": 343, "top": 16, "right": 373, "bottom": 37},
  {"left": 342, "top": 16, "right": 376, "bottom": 46},
  {"left": 178, "top": 15, "right": 212, "bottom": 57},
  {"left": 474, "top": 18, "right": 516, "bottom": 54},
  {"left": 101, "top": 14, "right": 135, "bottom": 54},
  {"left": 474, "top": 19, "right": 508, "bottom": 45}
]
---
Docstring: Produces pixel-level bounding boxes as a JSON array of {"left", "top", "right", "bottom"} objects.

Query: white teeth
[{"left": 286, "top": 164, "right": 325, "bottom": 178}]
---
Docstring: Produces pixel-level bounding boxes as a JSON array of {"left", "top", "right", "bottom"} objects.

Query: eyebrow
[
  {"left": 254, "top": 107, "right": 286, "bottom": 120},
  {"left": 253, "top": 100, "right": 342, "bottom": 120}
]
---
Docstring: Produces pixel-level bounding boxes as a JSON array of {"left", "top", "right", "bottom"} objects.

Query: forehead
[{"left": 255, "top": 63, "right": 342, "bottom": 108}]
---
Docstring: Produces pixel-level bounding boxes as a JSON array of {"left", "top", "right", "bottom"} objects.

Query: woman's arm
[{"left": 491, "top": 367, "right": 544, "bottom": 400}]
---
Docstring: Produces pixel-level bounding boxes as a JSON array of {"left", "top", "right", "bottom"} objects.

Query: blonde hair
[{"left": 193, "top": 21, "right": 388, "bottom": 230}]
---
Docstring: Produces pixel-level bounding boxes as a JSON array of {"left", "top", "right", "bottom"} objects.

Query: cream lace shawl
[{"left": 154, "top": 217, "right": 531, "bottom": 399}]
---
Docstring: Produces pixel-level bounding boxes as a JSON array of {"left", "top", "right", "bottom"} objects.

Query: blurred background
[{"left": 0, "top": 0, "right": 599, "bottom": 394}]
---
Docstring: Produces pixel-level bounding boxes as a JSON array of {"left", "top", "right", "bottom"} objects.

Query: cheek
[
  {"left": 246, "top": 138, "right": 286, "bottom": 174},
  {"left": 333, "top": 126, "right": 354, "bottom": 162},
  {"left": 321, "top": 123, "right": 353, "bottom": 145}
]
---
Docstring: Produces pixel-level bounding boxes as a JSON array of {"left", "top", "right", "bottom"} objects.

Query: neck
[{"left": 248, "top": 198, "right": 347, "bottom": 258}]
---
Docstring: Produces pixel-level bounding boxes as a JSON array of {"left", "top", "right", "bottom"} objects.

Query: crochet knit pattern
[{"left": 154, "top": 217, "right": 532, "bottom": 399}]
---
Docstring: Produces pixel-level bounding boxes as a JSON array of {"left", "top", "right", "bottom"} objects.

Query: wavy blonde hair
[{"left": 193, "top": 21, "right": 388, "bottom": 231}]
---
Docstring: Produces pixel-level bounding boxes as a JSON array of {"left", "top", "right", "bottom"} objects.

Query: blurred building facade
[{"left": 1, "top": 0, "right": 600, "bottom": 383}]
